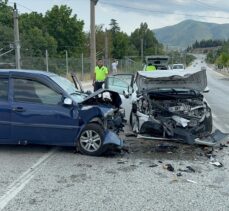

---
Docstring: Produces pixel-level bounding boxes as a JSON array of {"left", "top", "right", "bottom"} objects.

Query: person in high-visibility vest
[
  {"left": 146, "top": 63, "right": 156, "bottom": 71},
  {"left": 93, "top": 59, "right": 108, "bottom": 92}
]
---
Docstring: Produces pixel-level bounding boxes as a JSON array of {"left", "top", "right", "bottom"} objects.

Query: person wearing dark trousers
[{"left": 93, "top": 59, "right": 108, "bottom": 92}]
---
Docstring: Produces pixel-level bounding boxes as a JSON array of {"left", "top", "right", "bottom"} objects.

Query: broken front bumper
[
  {"left": 103, "top": 130, "right": 123, "bottom": 147},
  {"left": 194, "top": 129, "right": 229, "bottom": 146},
  {"left": 137, "top": 129, "right": 228, "bottom": 147}
]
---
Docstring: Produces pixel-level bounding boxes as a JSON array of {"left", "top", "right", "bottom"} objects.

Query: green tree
[
  {"left": 0, "top": 0, "right": 14, "bottom": 50},
  {"left": 112, "top": 32, "right": 130, "bottom": 59},
  {"left": 215, "top": 52, "right": 229, "bottom": 67},
  {"left": 0, "top": 0, "right": 13, "bottom": 28},
  {"left": 109, "top": 19, "right": 131, "bottom": 59},
  {"left": 0, "top": 23, "right": 13, "bottom": 49},
  {"left": 44, "top": 5, "right": 85, "bottom": 56},
  {"left": 109, "top": 19, "right": 120, "bottom": 36},
  {"left": 130, "top": 22, "right": 163, "bottom": 56},
  {"left": 20, "top": 12, "right": 45, "bottom": 33},
  {"left": 21, "top": 27, "right": 57, "bottom": 57}
]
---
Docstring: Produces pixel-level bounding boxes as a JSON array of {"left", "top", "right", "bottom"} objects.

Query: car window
[
  {"left": 113, "top": 74, "right": 133, "bottom": 85},
  {"left": 173, "top": 65, "right": 184, "bottom": 69},
  {"left": 0, "top": 78, "right": 9, "bottom": 101},
  {"left": 106, "top": 76, "right": 130, "bottom": 94},
  {"left": 13, "top": 78, "right": 62, "bottom": 105}
]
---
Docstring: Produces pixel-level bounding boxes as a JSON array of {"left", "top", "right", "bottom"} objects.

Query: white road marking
[{"left": 0, "top": 148, "right": 57, "bottom": 211}]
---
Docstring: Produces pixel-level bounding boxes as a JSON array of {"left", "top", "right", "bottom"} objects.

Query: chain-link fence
[{"left": 0, "top": 53, "right": 143, "bottom": 80}]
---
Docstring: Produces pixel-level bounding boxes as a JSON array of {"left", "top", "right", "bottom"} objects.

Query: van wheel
[{"left": 78, "top": 123, "right": 105, "bottom": 156}]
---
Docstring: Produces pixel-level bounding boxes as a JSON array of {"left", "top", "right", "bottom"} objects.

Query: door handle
[{"left": 12, "top": 107, "right": 26, "bottom": 112}]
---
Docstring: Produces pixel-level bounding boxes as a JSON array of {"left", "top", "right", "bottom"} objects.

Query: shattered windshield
[{"left": 50, "top": 75, "right": 87, "bottom": 103}]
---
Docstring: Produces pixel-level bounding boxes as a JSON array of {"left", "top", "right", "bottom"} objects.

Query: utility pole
[
  {"left": 105, "top": 29, "right": 108, "bottom": 66},
  {"left": 90, "top": 0, "right": 98, "bottom": 78},
  {"left": 141, "top": 38, "right": 144, "bottom": 62},
  {"left": 13, "top": 3, "right": 21, "bottom": 69},
  {"left": 45, "top": 49, "right": 49, "bottom": 72},
  {"left": 65, "top": 50, "right": 69, "bottom": 76},
  {"left": 81, "top": 53, "right": 84, "bottom": 81}
]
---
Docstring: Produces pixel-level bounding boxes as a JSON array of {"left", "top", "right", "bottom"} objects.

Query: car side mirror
[
  {"left": 203, "top": 87, "right": 210, "bottom": 93},
  {"left": 63, "top": 98, "right": 73, "bottom": 106}
]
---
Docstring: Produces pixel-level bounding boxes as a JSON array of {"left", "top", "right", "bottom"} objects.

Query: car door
[
  {"left": 105, "top": 74, "right": 135, "bottom": 122},
  {"left": 0, "top": 75, "right": 11, "bottom": 143},
  {"left": 11, "top": 75, "right": 80, "bottom": 146}
]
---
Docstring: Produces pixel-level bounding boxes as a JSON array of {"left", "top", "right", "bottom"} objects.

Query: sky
[{"left": 7, "top": 0, "right": 229, "bottom": 34}]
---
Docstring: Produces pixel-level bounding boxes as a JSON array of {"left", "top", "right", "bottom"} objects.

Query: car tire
[{"left": 78, "top": 123, "right": 105, "bottom": 156}]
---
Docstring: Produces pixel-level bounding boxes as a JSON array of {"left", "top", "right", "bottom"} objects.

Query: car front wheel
[{"left": 78, "top": 123, "right": 105, "bottom": 156}]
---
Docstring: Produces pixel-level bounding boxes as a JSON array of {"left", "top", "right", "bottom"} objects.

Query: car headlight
[
  {"left": 104, "top": 109, "right": 115, "bottom": 118},
  {"left": 119, "top": 108, "right": 125, "bottom": 118}
]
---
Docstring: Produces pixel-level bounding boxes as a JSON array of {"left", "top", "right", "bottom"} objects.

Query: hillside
[{"left": 153, "top": 20, "right": 229, "bottom": 48}]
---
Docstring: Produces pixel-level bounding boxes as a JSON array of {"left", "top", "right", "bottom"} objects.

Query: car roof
[{"left": 0, "top": 69, "right": 56, "bottom": 77}]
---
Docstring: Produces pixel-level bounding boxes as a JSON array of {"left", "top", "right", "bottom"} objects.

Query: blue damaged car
[{"left": 0, "top": 69, "right": 124, "bottom": 156}]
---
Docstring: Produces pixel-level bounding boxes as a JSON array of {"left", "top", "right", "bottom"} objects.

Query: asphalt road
[{"left": 0, "top": 55, "right": 229, "bottom": 211}]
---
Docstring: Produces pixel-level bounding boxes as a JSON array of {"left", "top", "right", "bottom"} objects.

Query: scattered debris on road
[
  {"left": 125, "top": 132, "right": 137, "bottom": 137},
  {"left": 209, "top": 161, "right": 223, "bottom": 167},
  {"left": 186, "top": 166, "right": 196, "bottom": 173},
  {"left": 152, "top": 144, "right": 179, "bottom": 153},
  {"left": 163, "top": 164, "right": 174, "bottom": 172},
  {"left": 117, "top": 159, "right": 128, "bottom": 164},
  {"left": 219, "top": 143, "right": 228, "bottom": 150},
  {"left": 186, "top": 179, "right": 198, "bottom": 184},
  {"left": 178, "top": 166, "right": 195, "bottom": 173},
  {"left": 149, "top": 164, "right": 158, "bottom": 168}
]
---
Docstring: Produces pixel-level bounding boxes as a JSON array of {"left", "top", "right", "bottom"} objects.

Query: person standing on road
[
  {"left": 146, "top": 63, "right": 156, "bottom": 71},
  {"left": 111, "top": 59, "right": 118, "bottom": 74},
  {"left": 93, "top": 59, "right": 108, "bottom": 92}
]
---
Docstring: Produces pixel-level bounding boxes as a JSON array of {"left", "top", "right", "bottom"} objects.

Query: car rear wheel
[{"left": 78, "top": 123, "right": 105, "bottom": 156}]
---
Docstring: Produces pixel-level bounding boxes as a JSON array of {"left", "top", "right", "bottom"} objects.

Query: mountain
[{"left": 153, "top": 20, "right": 229, "bottom": 49}]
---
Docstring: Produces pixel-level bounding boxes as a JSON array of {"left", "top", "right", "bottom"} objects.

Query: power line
[
  {"left": 100, "top": 1, "right": 229, "bottom": 20},
  {"left": 8, "top": 1, "right": 34, "bottom": 12}
]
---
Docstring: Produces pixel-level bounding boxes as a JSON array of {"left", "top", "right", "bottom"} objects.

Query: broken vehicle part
[
  {"left": 149, "top": 164, "right": 159, "bottom": 168},
  {"left": 80, "top": 89, "right": 126, "bottom": 135},
  {"left": 105, "top": 69, "right": 225, "bottom": 147},
  {"left": 209, "top": 161, "right": 223, "bottom": 167},
  {"left": 194, "top": 129, "right": 229, "bottom": 146},
  {"left": 178, "top": 166, "right": 195, "bottom": 173},
  {"left": 186, "top": 179, "right": 197, "bottom": 184},
  {"left": 152, "top": 144, "right": 178, "bottom": 153},
  {"left": 163, "top": 164, "right": 174, "bottom": 172}
]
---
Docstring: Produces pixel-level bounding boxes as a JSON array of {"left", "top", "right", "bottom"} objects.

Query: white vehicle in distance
[
  {"left": 144, "top": 55, "right": 170, "bottom": 70},
  {"left": 172, "top": 63, "right": 185, "bottom": 70}
]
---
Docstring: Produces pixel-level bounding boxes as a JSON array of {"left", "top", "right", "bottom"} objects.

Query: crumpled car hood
[
  {"left": 81, "top": 89, "right": 122, "bottom": 108},
  {"left": 136, "top": 69, "right": 207, "bottom": 92}
]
